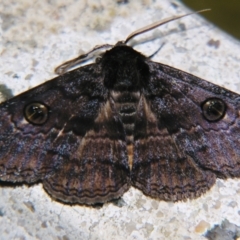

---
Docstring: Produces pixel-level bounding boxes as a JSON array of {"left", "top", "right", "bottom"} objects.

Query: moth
[{"left": 0, "top": 11, "right": 239, "bottom": 205}]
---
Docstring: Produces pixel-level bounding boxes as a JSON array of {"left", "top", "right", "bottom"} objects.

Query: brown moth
[{"left": 0, "top": 11, "right": 239, "bottom": 205}]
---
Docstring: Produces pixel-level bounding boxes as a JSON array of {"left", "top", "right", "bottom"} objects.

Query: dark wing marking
[
  {"left": 0, "top": 64, "right": 130, "bottom": 204},
  {"left": 131, "top": 61, "right": 240, "bottom": 201}
]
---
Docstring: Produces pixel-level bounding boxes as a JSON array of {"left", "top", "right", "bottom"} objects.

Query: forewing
[
  {"left": 0, "top": 65, "right": 130, "bottom": 204},
  {"left": 131, "top": 61, "right": 240, "bottom": 201}
]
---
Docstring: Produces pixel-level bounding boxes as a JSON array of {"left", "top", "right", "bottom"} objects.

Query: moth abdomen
[
  {"left": 111, "top": 90, "right": 140, "bottom": 135},
  {"left": 111, "top": 90, "right": 141, "bottom": 169}
]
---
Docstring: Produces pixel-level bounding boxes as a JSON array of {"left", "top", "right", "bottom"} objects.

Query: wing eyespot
[
  {"left": 24, "top": 102, "right": 49, "bottom": 125},
  {"left": 201, "top": 98, "right": 226, "bottom": 122}
]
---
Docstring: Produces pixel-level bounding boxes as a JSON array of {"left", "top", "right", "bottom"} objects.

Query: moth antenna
[
  {"left": 55, "top": 44, "right": 114, "bottom": 75},
  {"left": 124, "top": 9, "right": 211, "bottom": 44},
  {"left": 147, "top": 43, "right": 165, "bottom": 59}
]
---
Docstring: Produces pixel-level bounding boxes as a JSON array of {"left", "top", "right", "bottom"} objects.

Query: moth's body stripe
[{"left": 127, "top": 144, "right": 134, "bottom": 170}]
